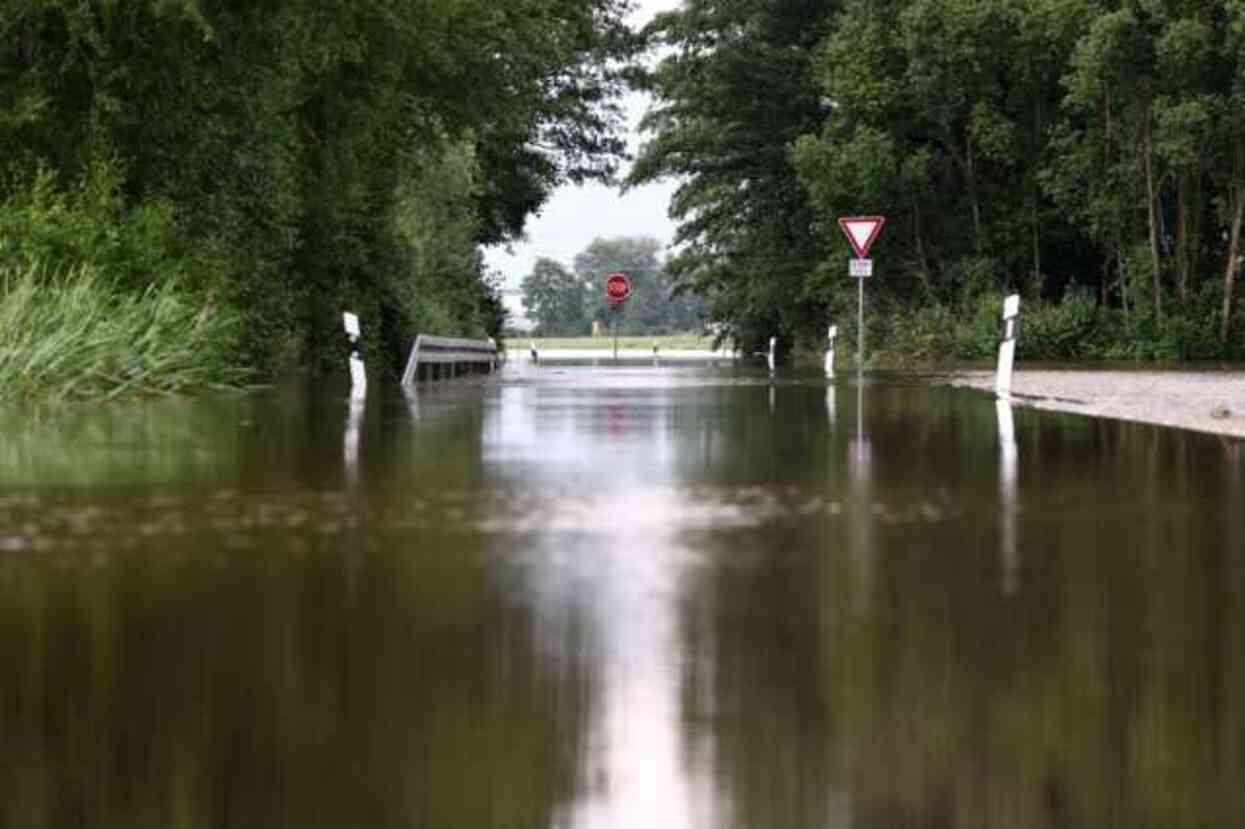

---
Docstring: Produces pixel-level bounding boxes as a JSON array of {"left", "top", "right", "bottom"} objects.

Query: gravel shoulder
[{"left": 951, "top": 369, "right": 1245, "bottom": 439}]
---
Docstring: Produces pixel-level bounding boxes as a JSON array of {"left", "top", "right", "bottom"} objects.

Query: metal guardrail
[{"left": 401, "top": 334, "right": 498, "bottom": 386}]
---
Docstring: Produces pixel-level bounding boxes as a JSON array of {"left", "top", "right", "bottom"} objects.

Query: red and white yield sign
[
  {"left": 838, "top": 216, "right": 886, "bottom": 258},
  {"left": 604, "top": 272, "right": 632, "bottom": 304}
]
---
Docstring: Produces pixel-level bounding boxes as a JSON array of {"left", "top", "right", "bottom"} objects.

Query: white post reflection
[
  {"left": 344, "top": 385, "right": 365, "bottom": 487},
  {"left": 997, "top": 398, "right": 1019, "bottom": 594}
]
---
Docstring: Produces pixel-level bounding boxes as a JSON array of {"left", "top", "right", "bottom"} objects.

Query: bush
[
  {"left": 1015, "top": 291, "right": 1102, "bottom": 360},
  {"left": 0, "top": 161, "right": 189, "bottom": 290},
  {"left": 860, "top": 281, "right": 1242, "bottom": 365}
]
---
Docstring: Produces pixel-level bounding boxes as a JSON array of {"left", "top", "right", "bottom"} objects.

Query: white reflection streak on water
[
  {"left": 848, "top": 379, "right": 874, "bottom": 617},
  {"left": 997, "top": 399, "right": 1019, "bottom": 594},
  {"left": 344, "top": 386, "right": 365, "bottom": 487},
  {"left": 483, "top": 379, "right": 717, "bottom": 829}
]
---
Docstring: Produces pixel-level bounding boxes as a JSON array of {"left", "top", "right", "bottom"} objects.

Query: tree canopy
[
  {"left": 519, "top": 236, "right": 704, "bottom": 336},
  {"left": 1, "top": 0, "right": 639, "bottom": 374},
  {"left": 633, "top": 0, "right": 1245, "bottom": 359}
]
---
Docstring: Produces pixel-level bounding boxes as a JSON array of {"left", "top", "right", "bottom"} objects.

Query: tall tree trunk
[
  {"left": 1031, "top": 195, "right": 1041, "bottom": 290},
  {"left": 1142, "top": 109, "right": 1163, "bottom": 319},
  {"left": 967, "top": 136, "right": 983, "bottom": 254},
  {"left": 912, "top": 196, "right": 931, "bottom": 293},
  {"left": 1118, "top": 236, "right": 1130, "bottom": 320},
  {"left": 1222, "top": 182, "right": 1243, "bottom": 344},
  {"left": 1177, "top": 174, "right": 1189, "bottom": 304}
]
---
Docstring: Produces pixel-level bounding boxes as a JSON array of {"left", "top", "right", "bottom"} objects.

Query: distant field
[{"left": 521, "top": 334, "right": 719, "bottom": 351}]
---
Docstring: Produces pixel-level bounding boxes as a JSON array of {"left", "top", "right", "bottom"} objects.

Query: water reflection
[
  {"left": 997, "top": 398, "right": 1019, "bottom": 594},
  {"left": 0, "top": 534, "right": 598, "bottom": 828},
  {"left": 0, "top": 397, "right": 248, "bottom": 487},
  {"left": 1, "top": 369, "right": 1243, "bottom": 827}
]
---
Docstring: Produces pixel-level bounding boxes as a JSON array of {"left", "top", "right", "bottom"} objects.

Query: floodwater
[{"left": 1, "top": 365, "right": 1243, "bottom": 828}]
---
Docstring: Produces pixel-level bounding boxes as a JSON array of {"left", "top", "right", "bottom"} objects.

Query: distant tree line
[
  {"left": 520, "top": 236, "right": 704, "bottom": 336},
  {"left": 0, "top": 0, "right": 637, "bottom": 382},
  {"left": 631, "top": 0, "right": 1245, "bottom": 360}
]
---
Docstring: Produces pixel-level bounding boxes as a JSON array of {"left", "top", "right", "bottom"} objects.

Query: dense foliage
[
  {"left": 1, "top": 0, "right": 637, "bottom": 390},
  {"left": 520, "top": 236, "right": 704, "bottom": 335},
  {"left": 633, "top": 0, "right": 1245, "bottom": 360}
]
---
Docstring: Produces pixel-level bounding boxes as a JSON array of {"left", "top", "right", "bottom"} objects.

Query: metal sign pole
[
  {"left": 857, "top": 277, "right": 864, "bottom": 370},
  {"left": 612, "top": 306, "right": 619, "bottom": 362}
]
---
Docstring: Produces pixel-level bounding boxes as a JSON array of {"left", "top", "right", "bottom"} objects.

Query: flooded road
[{"left": 2, "top": 366, "right": 1243, "bottom": 828}]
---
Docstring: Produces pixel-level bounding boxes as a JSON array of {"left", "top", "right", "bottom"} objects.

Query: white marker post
[
  {"left": 838, "top": 217, "right": 885, "bottom": 370},
  {"left": 342, "top": 312, "right": 366, "bottom": 397},
  {"left": 996, "top": 294, "right": 1021, "bottom": 398},
  {"left": 767, "top": 336, "right": 776, "bottom": 375},
  {"left": 824, "top": 325, "right": 839, "bottom": 377}
]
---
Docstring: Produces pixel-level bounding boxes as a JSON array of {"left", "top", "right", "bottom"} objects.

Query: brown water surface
[{"left": 1, "top": 366, "right": 1242, "bottom": 828}]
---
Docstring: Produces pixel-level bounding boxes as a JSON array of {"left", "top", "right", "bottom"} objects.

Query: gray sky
[{"left": 486, "top": 0, "right": 681, "bottom": 292}]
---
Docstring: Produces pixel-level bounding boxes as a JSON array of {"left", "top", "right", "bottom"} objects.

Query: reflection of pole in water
[
  {"left": 825, "top": 385, "right": 836, "bottom": 429},
  {"left": 997, "top": 398, "right": 1019, "bottom": 594},
  {"left": 401, "top": 385, "right": 421, "bottom": 424},
  {"left": 848, "top": 377, "right": 873, "bottom": 615},
  {"left": 769, "top": 383, "right": 776, "bottom": 416},
  {"left": 344, "top": 390, "right": 365, "bottom": 487}
]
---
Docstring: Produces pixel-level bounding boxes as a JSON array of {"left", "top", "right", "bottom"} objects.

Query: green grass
[
  {"left": 525, "top": 334, "right": 719, "bottom": 351},
  {"left": 0, "top": 262, "right": 253, "bottom": 402}
]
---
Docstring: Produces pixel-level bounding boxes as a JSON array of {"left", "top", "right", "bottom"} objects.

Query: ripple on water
[{"left": 0, "top": 485, "right": 963, "bottom": 557}]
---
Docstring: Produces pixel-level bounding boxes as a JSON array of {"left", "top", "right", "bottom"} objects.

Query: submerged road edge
[{"left": 949, "top": 369, "right": 1245, "bottom": 439}]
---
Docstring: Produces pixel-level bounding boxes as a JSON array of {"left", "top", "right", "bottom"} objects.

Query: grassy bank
[
  {"left": 525, "top": 334, "right": 717, "bottom": 351},
  {"left": 0, "top": 263, "right": 250, "bottom": 402},
  {"left": 800, "top": 290, "right": 1245, "bottom": 368}
]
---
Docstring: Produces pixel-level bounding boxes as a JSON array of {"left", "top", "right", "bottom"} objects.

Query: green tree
[
  {"left": 0, "top": 0, "right": 638, "bottom": 380},
  {"left": 572, "top": 236, "right": 700, "bottom": 334},
  {"left": 521, "top": 258, "right": 591, "bottom": 335},
  {"left": 629, "top": 0, "right": 837, "bottom": 349}
]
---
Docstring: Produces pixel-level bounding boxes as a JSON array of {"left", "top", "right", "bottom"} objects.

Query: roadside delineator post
[
  {"left": 996, "top": 295, "right": 1021, "bottom": 398},
  {"left": 342, "top": 312, "right": 366, "bottom": 397},
  {"left": 767, "top": 336, "right": 776, "bottom": 375},
  {"left": 825, "top": 325, "right": 839, "bottom": 377}
]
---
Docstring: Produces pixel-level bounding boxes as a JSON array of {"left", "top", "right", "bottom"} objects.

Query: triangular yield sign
[{"left": 837, "top": 216, "right": 885, "bottom": 258}]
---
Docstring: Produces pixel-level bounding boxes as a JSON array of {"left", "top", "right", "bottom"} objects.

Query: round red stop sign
[{"left": 604, "top": 272, "right": 631, "bottom": 303}]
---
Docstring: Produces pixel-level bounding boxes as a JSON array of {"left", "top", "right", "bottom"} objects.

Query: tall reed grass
[{"left": 0, "top": 262, "right": 251, "bottom": 402}]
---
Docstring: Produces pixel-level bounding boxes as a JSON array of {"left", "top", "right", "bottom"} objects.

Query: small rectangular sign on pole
[{"left": 849, "top": 258, "right": 873, "bottom": 278}]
